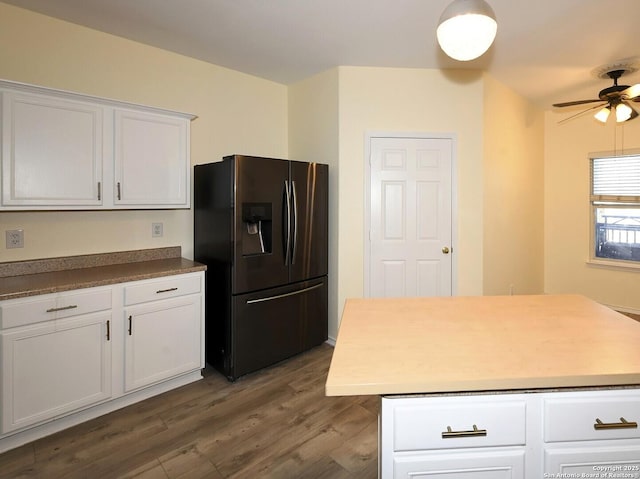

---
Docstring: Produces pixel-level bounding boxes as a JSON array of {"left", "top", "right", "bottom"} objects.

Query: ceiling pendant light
[{"left": 436, "top": 0, "right": 497, "bottom": 61}]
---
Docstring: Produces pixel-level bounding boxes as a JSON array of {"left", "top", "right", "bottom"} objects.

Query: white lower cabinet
[
  {"left": 543, "top": 392, "right": 640, "bottom": 474},
  {"left": 393, "top": 449, "right": 525, "bottom": 478},
  {"left": 1, "top": 312, "right": 112, "bottom": 433},
  {"left": 124, "top": 292, "right": 202, "bottom": 392},
  {"left": 381, "top": 395, "right": 527, "bottom": 479},
  {"left": 0, "top": 271, "right": 205, "bottom": 451},
  {"left": 545, "top": 445, "right": 640, "bottom": 473},
  {"left": 382, "top": 390, "right": 640, "bottom": 479}
]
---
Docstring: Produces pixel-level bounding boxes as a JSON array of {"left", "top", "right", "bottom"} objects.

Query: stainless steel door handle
[
  {"left": 284, "top": 180, "right": 291, "bottom": 265},
  {"left": 291, "top": 180, "right": 298, "bottom": 264},
  {"left": 246, "top": 283, "right": 323, "bottom": 304}
]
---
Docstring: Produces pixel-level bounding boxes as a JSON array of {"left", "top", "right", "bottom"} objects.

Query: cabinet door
[
  {"left": 1, "top": 91, "right": 103, "bottom": 207},
  {"left": 545, "top": 445, "right": 640, "bottom": 473},
  {"left": 1, "top": 313, "right": 112, "bottom": 433},
  {"left": 393, "top": 449, "right": 525, "bottom": 478},
  {"left": 124, "top": 295, "right": 202, "bottom": 392},
  {"left": 114, "top": 109, "right": 189, "bottom": 207}
]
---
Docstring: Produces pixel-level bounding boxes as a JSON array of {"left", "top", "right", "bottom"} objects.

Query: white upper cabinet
[
  {"left": 1, "top": 91, "right": 104, "bottom": 207},
  {"left": 0, "top": 79, "right": 195, "bottom": 210},
  {"left": 114, "top": 109, "right": 189, "bottom": 207}
]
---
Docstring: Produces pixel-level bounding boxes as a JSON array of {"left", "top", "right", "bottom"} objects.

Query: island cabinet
[
  {"left": 543, "top": 391, "right": 640, "bottom": 474},
  {"left": 381, "top": 394, "right": 527, "bottom": 478},
  {"left": 325, "top": 295, "right": 640, "bottom": 479},
  {"left": 0, "top": 270, "right": 205, "bottom": 453},
  {"left": 0, "top": 79, "right": 194, "bottom": 210},
  {"left": 382, "top": 390, "right": 640, "bottom": 478}
]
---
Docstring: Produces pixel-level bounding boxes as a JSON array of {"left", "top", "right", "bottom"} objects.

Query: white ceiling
[{"left": 3, "top": 0, "right": 640, "bottom": 110}]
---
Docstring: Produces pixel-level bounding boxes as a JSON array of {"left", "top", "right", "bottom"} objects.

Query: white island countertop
[{"left": 325, "top": 294, "right": 640, "bottom": 396}]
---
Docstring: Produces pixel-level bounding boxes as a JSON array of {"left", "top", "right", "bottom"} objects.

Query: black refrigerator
[{"left": 194, "top": 155, "right": 328, "bottom": 380}]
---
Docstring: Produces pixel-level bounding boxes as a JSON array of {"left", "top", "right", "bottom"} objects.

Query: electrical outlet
[
  {"left": 6, "top": 229, "right": 24, "bottom": 249},
  {"left": 152, "top": 223, "right": 163, "bottom": 238}
]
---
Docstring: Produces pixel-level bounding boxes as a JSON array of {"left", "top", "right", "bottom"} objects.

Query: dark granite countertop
[{"left": 0, "top": 247, "right": 206, "bottom": 301}]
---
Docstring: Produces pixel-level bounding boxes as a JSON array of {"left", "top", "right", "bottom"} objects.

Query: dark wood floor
[{"left": 0, "top": 344, "right": 378, "bottom": 479}]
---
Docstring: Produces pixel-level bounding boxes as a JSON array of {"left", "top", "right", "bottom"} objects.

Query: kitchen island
[{"left": 326, "top": 295, "right": 640, "bottom": 478}]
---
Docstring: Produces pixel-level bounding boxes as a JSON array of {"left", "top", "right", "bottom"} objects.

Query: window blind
[{"left": 591, "top": 155, "right": 640, "bottom": 204}]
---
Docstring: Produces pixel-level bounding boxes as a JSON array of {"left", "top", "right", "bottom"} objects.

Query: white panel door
[{"left": 369, "top": 137, "right": 453, "bottom": 297}]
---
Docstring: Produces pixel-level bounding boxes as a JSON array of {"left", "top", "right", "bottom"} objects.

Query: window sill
[{"left": 586, "top": 258, "right": 640, "bottom": 271}]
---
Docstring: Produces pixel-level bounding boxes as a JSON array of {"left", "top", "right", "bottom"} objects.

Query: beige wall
[
  {"left": 545, "top": 110, "right": 640, "bottom": 313},
  {"left": 288, "top": 69, "right": 340, "bottom": 338},
  {"left": 0, "top": 3, "right": 288, "bottom": 262},
  {"left": 482, "top": 74, "right": 545, "bottom": 295},
  {"left": 336, "top": 67, "right": 486, "bottom": 336}
]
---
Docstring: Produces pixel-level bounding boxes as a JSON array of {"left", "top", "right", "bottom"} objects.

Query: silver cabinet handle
[
  {"left": 46, "top": 305, "right": 78, "bottom": 313},
  {"left": 442, "top": 424, "right": 487, "bottom": 438},
  {"left": 117, "top": 182, "right": 122, "bottom": 200},
  {"left": 97, "top": 182, "right": 101, "bottom": 201}
]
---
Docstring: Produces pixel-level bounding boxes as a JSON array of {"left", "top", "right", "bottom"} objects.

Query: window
[{"left": 591, "top": 154, "right": 640, "bottom": 264}]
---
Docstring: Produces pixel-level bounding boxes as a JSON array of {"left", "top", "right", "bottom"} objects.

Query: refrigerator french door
[{"left": 194, "top": 155, "right": 328, "bottom": 380}]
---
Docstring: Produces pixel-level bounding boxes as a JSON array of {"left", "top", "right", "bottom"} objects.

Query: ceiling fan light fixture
[
  {"left": 616, "top": 103, "right": 633, "bottom": 122},
  {"left": 436, "top": 0, "right": 497, "bottom": 61},
  {"left": 594, "top": 106, "right": 611, "bottom": 123}
]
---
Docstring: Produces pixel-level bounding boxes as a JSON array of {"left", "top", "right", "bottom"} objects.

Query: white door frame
[{"left": 364, "top": 131, "right": 458, "bottom": 298}]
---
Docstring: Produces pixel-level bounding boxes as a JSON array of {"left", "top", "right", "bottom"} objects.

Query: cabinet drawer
[
  {"left": 545, "top": 395, "right": 640, "bottom": 442},
  {"left": 384, "top": 396, "right": 526, "bottom": 451},
  {"left": 124, "top": 274, "right": 201, "bottom": 305},
  {"left": 393, "top": 449, "right": 526, "bottom": 478},
  {"left": 0, "top": 288, "right": 112, "bottom": 328}
]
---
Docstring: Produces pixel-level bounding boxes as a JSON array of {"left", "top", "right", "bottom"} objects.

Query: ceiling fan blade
[
  {"left": 621, "top": 83, "right": 640, "bottom": 101},
  {"left": 552, "top": 99, "right": 602, "bottom": 108},
  {"left": 558, "top": 103, "right": 606, "bottom": 124}
]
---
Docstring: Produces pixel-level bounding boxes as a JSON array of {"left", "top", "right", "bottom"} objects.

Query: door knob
[{"left": 442, "top": 246, "right": 450, "bottom": 254}]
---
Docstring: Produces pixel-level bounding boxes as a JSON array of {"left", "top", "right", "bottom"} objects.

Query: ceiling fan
[{"left": 553, "top": 68, "right": 640, "bottom": 124}]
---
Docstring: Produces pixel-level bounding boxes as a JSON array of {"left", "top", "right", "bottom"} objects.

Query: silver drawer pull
[
  {"left": 46, "top": 305, "right": 78, "bottom": 313},
  {"left": 594, "top": 417, "right": 638, "bottom": 430},
  {"left": 156, "top": 287, "right": 178, "bottom": 294},
  {"left": 442, "top": 424, "right": 487, "bottom": 438}
]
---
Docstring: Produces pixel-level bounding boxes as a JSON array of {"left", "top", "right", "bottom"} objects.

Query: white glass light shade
[
  {"left": 616, "top": 103, "right": 632, "bottom": 122},
  {"left": 594, "top": 106, "right": 611, "bottom": 123},
  {"left": 437, "top": 0, "right": 497, "bottom": 61}
]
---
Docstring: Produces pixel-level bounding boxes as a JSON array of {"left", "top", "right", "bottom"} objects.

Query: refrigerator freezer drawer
[{"left": 225, "top": 277, "right": 328, "bottom": 380}]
